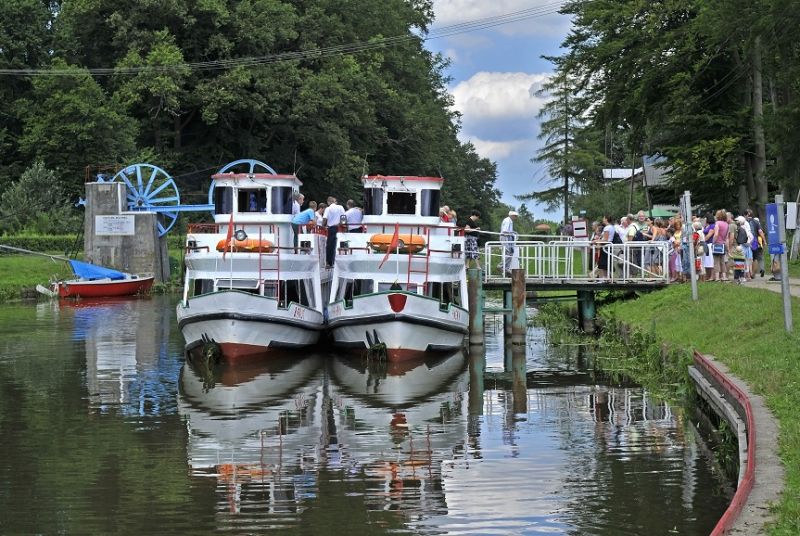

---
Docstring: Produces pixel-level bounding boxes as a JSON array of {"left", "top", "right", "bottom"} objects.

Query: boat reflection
[
  {"left": 178, "top": 353, "right": 323, "bottom": 516},
  {"left": 328, "top": 350, "right": 469, "bottom": 516},
  {"left": 62, "top": 297, "right": 178, "bottom": 416}
]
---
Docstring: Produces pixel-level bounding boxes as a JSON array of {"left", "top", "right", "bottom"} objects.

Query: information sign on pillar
[{"left": 766, "top": 203, "right": 785, "bottom": 255}]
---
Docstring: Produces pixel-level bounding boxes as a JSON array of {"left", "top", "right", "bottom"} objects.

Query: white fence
[{"left": 483, "top": 240, "right": 671, "bottom": 282}]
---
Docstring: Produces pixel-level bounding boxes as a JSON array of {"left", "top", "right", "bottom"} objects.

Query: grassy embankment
[
  {"left": 0, "top": 249, "right": 184, "bottom": 301},
  {"left": 600, "top": 283, "right": 800, "bottom": 535}
]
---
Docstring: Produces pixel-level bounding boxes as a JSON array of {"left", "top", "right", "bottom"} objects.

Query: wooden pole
[
  {"left": 503, "top": 289, "right": 512, "bottom": 340},
  {"left": 467, "top": 268, "right": 484, "bottom": 345},
  {"left": 511, "top": 268, "right": 527, "bottom": 345},
  {"left": 577, "top": 290, "right": 596, "bottom": 333},
  {"left": 468, "top": 345, "right": 485, "bottom": 416}
]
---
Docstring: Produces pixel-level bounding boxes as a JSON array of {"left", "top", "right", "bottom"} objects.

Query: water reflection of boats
[
  {"left": 328, "top": 350, "right": 468, "bottom": 514},
  {"left": 178, "top": 354, "right": 323, "bottom": 514}
]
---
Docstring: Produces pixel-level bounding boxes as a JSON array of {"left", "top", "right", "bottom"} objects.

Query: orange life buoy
[
  {"left": 215, "top": 238, "right": 273, "bottom": 253},
  {"left": 368, "top": 233, "right": 426, "bottom": 254}
]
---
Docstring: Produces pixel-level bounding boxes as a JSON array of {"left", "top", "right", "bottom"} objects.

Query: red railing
[{"left": 693, "top": 350, "right": 756, "bottom": 535}]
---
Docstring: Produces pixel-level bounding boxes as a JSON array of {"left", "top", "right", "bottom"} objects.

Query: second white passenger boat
[
  {"left": 177, "top": 160, "right": 330, "bottom": 360},
  {"left": 326, "top": 175, "right": 468, "bottom": 360}
]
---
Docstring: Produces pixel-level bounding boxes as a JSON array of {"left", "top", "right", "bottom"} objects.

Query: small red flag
[
  {"left": 379, "top": 223, "right": 400, "bottom": 269},
  {"left": 222, "top": 211, "right": 234, "bottom": 260}
]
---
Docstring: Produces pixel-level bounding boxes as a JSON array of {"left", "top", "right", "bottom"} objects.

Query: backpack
[
  {"left": 736, "top": 225, "right": 748, "bottom": 245},
  {"left": 611, "top": 229, "right": 623, "bottom": 244},
  {"left": 632, "top": 225, "right": 646, "bottom": 241}
]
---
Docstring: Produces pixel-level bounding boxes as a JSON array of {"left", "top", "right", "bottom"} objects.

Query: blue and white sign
[{"left": 765, "top": 203, "right": 781, "bottom": 246}]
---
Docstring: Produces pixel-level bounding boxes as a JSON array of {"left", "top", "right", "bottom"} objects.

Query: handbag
[{"left": 712, "top": 242, "right": 726, "bottom": 255}]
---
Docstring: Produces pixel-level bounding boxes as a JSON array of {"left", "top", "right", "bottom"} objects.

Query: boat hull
[
  {"left": 56, "top": 276, "right": 154, "bottom": 298},
  {"left": 327, "top": 292, "right": 468, "bottom": 361},
  {"left": 177, "top": 290, "right": 324, "bottom": 360}
]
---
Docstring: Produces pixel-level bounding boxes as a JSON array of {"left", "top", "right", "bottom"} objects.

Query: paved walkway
[{"left": 738, "top": 275, "right": 800, "bottom": 297}]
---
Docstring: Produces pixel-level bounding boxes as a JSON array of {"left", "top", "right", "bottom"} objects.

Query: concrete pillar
[
  {"left": 467, "top": 268, "right": 484, "bottom": 345},
  {"left": 577, "top": 290, "right": 596, "bottom": 333},
  {"left": 84, "top": 182, "right": 170, "bottom": 282},
  {"left": 511, "top": 268, "right": 527, "bottom": 345}
]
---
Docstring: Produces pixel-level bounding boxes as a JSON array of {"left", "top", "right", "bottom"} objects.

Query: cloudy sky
[{"left": 426, "top": 1, "right": 572, "bottom": 219}]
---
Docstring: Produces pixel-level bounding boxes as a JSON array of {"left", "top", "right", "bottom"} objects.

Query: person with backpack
[
  {"left": 745, "top": 209, "right": 766, "bottom": 277},
  {"left": 734, "top": 215, "right": 753, "bottom": 281}
]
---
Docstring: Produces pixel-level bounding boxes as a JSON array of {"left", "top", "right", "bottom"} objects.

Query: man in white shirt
[
  {"left": 499, "top": 210, "right": 518, "bottom": 276},
  {"left": 344, "top": 199, "right": 363, "bottom": 232},
  {"left": 292, "top": 192, "right": 304, "bottom": 216},
  {"left": 322, "top": 197, "right": 346, "bottom": 267}
]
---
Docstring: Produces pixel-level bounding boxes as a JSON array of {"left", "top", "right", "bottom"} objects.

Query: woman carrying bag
[{"left": 708, "top": 209, "right": 729, "bottom": 281}]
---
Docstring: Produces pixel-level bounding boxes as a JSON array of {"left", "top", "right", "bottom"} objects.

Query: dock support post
[
  {"left": 577, "top": 290, "right": 596, "bottom": 333},
  {"left": 467, "top": 268, "right": 484, "bottom": 345},
  {"left": 503, "top": 290, "right": 512, "bottom": 339},
  {"left": 511, "top": 345, "right": 527, "bottom": 414},
  {"left": 511, "top": 269, "right": 527, "bottom": 345}
]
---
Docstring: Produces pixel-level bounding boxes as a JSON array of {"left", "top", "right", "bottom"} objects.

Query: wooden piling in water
[
  {"left": 511, "top": 269, "right": 527, "bottom": 345},
  {"left": 468, "top": 345, "right": 485, "bottom": 415},
  {"left": 467, "top": 268, "right": 484, "bottom": 345}
]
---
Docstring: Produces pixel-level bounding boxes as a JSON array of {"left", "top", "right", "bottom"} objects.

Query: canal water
[{"left": 0, "top": 295, "right": 730, "bottom": 534}]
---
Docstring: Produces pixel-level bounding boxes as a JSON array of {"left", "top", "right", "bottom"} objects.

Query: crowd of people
[{"left": 587, "top": 208, "right": 774, "bottom": 283}]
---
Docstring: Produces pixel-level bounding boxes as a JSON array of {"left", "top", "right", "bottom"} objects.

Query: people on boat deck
[
  {"left": 499, "top": 210, "right": 518, "bottom": 276},
  {"left": 458, "top": 210, "right": 481, "bottom": 268},
  {"left": 322, "top": 197, "right": 345, "bottom": 267},
  {"left": 345, "top": 199, "right": 363, "bottom": 232},
  {"left": 315, "top": 202, "right": 327, "bottom": 227},
  {"left": 291, "top": 200, "right": 317, "bottom": 250},
  {"left": 292, "top": 192, "right": 304, "bottom": 216}
]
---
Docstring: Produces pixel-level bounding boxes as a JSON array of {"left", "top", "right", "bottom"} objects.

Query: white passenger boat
[
  {"left": 327, "top": 175, "right": 468, "bottom": 360},
  {"left": 177, "top": 160, "right": 330, "bottom": 360}
]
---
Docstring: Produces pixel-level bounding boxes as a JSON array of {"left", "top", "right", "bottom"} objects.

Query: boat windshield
[
  {"left": 214, "top": 186, "right": 233, "bottom": 214},
  {"left": 238, "top": 189, "right": 267, "bottom": 212},
  {"left": 386, "top": 191, "right": 416, "bottom": 215},
  {"left": 363, "top": 188, "right": 384, "bottom": 216},
  {"left": 271, "top": 187, "right": 293, "bottom": 215},
  {"left": 420, "top": 189, "right": 440, "bottom": 217}
]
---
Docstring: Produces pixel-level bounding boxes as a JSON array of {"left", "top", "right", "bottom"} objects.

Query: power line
[{"left": 0, "top": 2, "right": 565, "bottom": 77}]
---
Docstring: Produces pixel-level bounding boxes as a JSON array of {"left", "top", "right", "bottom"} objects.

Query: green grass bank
[{"left": 600, "top": 284, "right": 800, "bottom": 535}]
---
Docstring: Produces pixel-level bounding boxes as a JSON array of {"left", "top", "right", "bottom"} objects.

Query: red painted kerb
[{"left": 693, "top": 351, "right": 756, "bottom": 535}]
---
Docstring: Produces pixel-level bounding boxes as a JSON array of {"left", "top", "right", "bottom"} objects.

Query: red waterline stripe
[{"left": 693, "top": 350, "right": 756, "bottom": 536}]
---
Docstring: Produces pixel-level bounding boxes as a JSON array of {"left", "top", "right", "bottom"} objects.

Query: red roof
[
  {"left": 362, "top": 175, "right": 444, "bottom": 183},
  {"left": 211, "top": 173, "right": 300, "bottom": 181}
]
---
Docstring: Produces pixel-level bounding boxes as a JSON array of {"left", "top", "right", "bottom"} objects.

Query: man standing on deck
[
  {"left": 499, "top": 210, "right": 518, "bottom": 277},
  {"left": 344, "top": 200, "right": 363, "bottom": 232},
  {"left": 322, "top": 197, "right": 345, "bottom": 268}
]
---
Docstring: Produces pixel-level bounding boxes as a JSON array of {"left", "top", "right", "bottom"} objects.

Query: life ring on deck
[
  {"left": 215, "top": 238, "right": 273, "bottom": 253},
  {"left": 368, "top": 233, "right": 426, "bottom": 254}
]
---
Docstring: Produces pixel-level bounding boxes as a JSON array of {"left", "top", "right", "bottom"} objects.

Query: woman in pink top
[{"left": 708, "top": 209, "right": 729, "bottom": 281}]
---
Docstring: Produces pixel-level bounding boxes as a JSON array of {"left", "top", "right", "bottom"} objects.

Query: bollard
[
  {"left": 468, "top": 345, "right": 485, "bottom": 416},
  {"left": 467, "top": 268, "right": 484, "bottom": 345},
  {"left": 503, "top": 290, "right": 512, "bottom": 339},
  {"left": 511, "top": 268, "right": 527, "bottom": 345},
  {"left": 577, "top": 290, "right": 596, "bottom": 333}
]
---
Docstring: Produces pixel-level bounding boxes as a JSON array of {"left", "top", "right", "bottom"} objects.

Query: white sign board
[
  {"left": 95, "top": 215, "right": 135, "bottom": 236},
  {"left": 787, "top": 202, "right": 797, "bottom": 230},
  {"left": 572, "top": 219, "right": 588, "bottom": 239}
]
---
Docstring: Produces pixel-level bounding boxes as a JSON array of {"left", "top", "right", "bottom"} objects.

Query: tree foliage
[
  {"left": 534, "top": 0, "right": 800, "bottom": 222},
  {"left": 0, "top": 0, "right": 499, "bottom": 233}
]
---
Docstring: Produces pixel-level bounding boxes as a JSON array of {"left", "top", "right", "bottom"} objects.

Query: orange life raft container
[
  {"left": 215, "top": 238, "right": 274, "bottom": 253},
  {"left": 367, "top": 233, "right": 426, "bottom": 254}
]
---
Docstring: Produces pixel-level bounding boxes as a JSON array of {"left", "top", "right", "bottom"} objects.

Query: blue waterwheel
[
  {"left": 207, "top": 159, "right": 277, "bottom": 210},
  {"left": 110, "top": 164, "right": 180, "bottom": 236}
]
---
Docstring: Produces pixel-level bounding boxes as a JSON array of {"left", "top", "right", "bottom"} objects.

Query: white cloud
[
  {"left": 432, "top": 0, "right": 569, "bottom": 36},
  {"left": 451, "top": 71, "right": 550, "bottom": 120},
  {"left": 468, "top": 137, "right": 532, "bottom": 160}
]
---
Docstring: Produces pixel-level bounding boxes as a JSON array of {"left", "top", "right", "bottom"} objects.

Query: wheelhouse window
[
  {"left": 363, "top": 188, "right": 384, "bottom": 216},
  {"left": 238, "top": 189, "right": 267, "bottom": 212},
  {"left": 387, "top": 191, "right": 416, "bottom": 215},
  {"left": 271, "top": 186, "right": 294, "bottom": 215},
  {"left": 190, "top": 279, "right": 214, "bottom": 297},
  {"left": 420, "top": 189, "right": 440, "bottom": 217},
  {"left": 335, "top": 278, "right": 373, "bottom": 307},
  {"left": 214, "top": 187, "right": 233, "bottom": 214}
]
